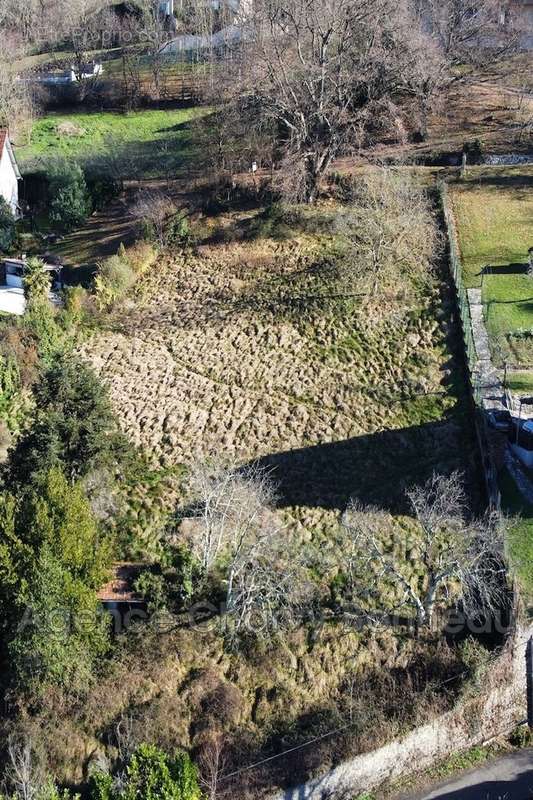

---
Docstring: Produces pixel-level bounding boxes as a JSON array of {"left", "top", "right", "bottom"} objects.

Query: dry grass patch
[{"left": 83, "top": 201, "right": 476, "bottom": 551}]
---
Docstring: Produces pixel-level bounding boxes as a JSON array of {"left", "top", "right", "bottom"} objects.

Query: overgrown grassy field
[
  {"left": 85, "top": 202, "right": 479, "bottom": 553},
  {"left": 32, "top": 198, "right": 484, "bottom": 795},
  {"left": 16, "top": 107, "right": 206, "bottom": 179},
  {"left": 450, "top": 167, "right": 533, "bottom": 357}
]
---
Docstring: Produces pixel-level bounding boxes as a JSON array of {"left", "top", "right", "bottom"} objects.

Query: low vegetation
[
  {"left": 0, "top": 0, "right": 526, "bottom": 795},
  {"left": 450, "top": 166, "right": 533, "bottom": 364},
  {"left": 16, "top": 108, "right": 206, "bottom": 181},
  {"left": 0, "top": 168, "right": 504, "bottom": 799}
]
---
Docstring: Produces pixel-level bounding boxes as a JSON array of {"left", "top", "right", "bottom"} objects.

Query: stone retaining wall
[{"left": 274, "top": 626, "right": 531, "bottom": 800}]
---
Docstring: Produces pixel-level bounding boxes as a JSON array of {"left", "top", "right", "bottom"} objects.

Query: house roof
[
  {"left": 97, "top": 562, "right": 146, "bottom": 603},
  {"left": 0, "top": 130, "right": 21, "bottom": 181}
]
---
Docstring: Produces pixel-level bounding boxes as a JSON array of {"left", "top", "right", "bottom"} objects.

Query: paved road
[{"left": 404, "top": 749, "right": 533, "bottom": 800}]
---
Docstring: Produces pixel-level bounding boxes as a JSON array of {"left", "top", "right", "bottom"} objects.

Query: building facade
[{"left": 0, "top": 130, "right": 21, "bottom": 218}]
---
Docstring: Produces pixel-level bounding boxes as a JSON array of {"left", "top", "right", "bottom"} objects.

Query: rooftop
[{"left": 97, "top": 562, "right": 146, "bottom": 603}]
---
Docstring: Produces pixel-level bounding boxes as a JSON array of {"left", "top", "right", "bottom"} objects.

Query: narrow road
[{"left": 404, "top": 749, "right": 533, "bottom": 800}]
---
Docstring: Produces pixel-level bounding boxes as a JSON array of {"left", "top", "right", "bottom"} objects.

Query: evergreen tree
[
  {"left": 48, "top": 160, "right": 91, "bottom": 231},
  {"left": 7, "top": 355, "right": 129, "bottom": 486},
  {"left": 0, "top": 469, "right": 112, "bottom": 692}
]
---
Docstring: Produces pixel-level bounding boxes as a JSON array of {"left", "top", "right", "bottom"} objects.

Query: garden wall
[{"left": 274, "top": 624, "right": 532, "bottom": 800}]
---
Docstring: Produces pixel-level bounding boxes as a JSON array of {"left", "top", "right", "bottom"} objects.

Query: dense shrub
[
  {"left": 166, "top": 213, "right": 194, "bottom": 248},
  {"left": 90, "top": 745, "right": 202, "bottom": 800},
  {"left": 94, "top": 243, "right": 156, "bottom": 310},
  {"left": 87, "top": 176, "right": 121, "bottom": 211},
  {"left": 23, "top": 299, "right": 65, "bottom": 367},
  {"left": 0, "top": 319, "right": 40, "bottom": 388},
  {"left": 132, "top": 545, "right": 201, "bottom": 613},
  {"left": 47, "top": 159, "right": 91, "bottom": 231},
  {"left": 0, "top": 354, "right": 23, "bottom": 432},
  {"left": 94, "top": 253, "right": 136, "bottom": 310},
  {"left": 23, "top": 257, "right": 52, "bottom": 305},
  {"left": 0, "top": 197, "right": 16, "bottom": 252},
  {"left": 0, "top": 468, "right": 112, "bottom": 693},
  {"left": 125, "top": 241, "right": 157, "bottom": 276}
]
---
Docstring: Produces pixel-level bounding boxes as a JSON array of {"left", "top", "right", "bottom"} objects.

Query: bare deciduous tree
[
  {"left": 4, "top": 736, "right": 42, "bottom": 800},
  {"left": 333, "top": 168, "right": 439, "bottom": 298},
  {"left": 418, "top": 0, "right": 516, "bottom": 71},
  {"left": 187, "top": 462, "right": 310, "bottom": 642},
  {"left": 212, "top": 0, "right": 443, "bottom": 202},
  {"left": 0, "top": 42, "right": 35, "bottom": 139},
  {"left": 198, "top": 731, "right": 228, "bottom": 800},
  {"left": 339, "top": 472, "right": 507, "bottom": 631},
  {"left": 130, "top": 190, "right": 176, "bottom": 246}
]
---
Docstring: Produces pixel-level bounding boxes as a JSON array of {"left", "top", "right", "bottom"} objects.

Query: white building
[
  {"left": 0, "top": 258, "right": 63, "bottom": 316},
  {"left": 0, "top": 130, "right": 21, "bottom": 219}
]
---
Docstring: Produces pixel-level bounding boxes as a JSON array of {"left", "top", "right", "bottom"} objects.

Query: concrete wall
[
  {"left": 274, "top": 626, "right": 532, "bottom": 800},
  {"left": 0, "top": 141, "right": 19, "bottom": 217}
]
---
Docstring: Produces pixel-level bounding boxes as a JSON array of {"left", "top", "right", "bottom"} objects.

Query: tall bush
[
  {"left": 0, "top": 197, "right": 16, "bottom": 252},
  {"left": 90, "top": 745, "right": 202, "bottom": 800},
  {"left": 47, "top": 160, "right": 91, "bottom": 231}
]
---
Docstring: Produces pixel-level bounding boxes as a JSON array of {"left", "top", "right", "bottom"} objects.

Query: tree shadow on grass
[
  {"left": 252, "top": 419, "right": 479, "bottom": 515},
  {"left": 464, "top": 174, "right": 533, "bottom": 199},
  {"left": 155, "top": 119, "right": 198, "bottom": 134},
  {"left": 480, "top": 262, "right": 529, "bottom": 277},
  {"left": 81, "top": 133, "right": 197, "bottom": 181}
]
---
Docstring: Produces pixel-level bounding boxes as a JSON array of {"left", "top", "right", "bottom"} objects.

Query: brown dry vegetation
[
  {"left": 3, "top": 192, "right": 487, "bottom": 796},
  {"left": 16, "top": 616, "right": 474, "bottom": 797},
  {"left": 84, "top": 202, "right": 479, "bottom": 552}
]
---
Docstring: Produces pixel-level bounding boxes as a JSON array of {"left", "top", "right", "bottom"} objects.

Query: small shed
[{"left": 98, "top": 562, "right": 148, "bottom": 633}]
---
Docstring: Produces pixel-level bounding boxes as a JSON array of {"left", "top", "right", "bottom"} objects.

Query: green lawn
[
  {"left": 16, "top": 107, "right": 208, "bottom": 180},
  {"left": 450, "top": 167, "right": 533, "bottom": 360},
  {"left": 499, "top": 467, "right": 533, "bottom": 607},
  {"left": 506, "top": 371, "right": 533, "bottom": 394},
  {"left": 451, "top": 167, "right": 533, "bottom": 288}
]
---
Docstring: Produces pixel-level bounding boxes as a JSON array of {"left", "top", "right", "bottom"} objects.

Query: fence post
[{"left": 526, "top": 637, "right": 533, "bottom": 729}]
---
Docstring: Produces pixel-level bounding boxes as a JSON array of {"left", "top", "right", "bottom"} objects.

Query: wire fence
[{"left": 439, "top": 183, "right": 501, "bottom": 510}]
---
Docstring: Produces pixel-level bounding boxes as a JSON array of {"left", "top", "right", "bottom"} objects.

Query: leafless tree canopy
[
  {"left": 3, "top": 735, "right": 42, "bottom": 800},
  {"left": 333, "top": 168, "right": 440, "bottom": 297},
  {"left": 130, "top": 190, "right": 176, "bottom": 246},
  {"left": 339, "top": 472, "right": 507, "bottom": 630},
  {"left": 211, "top": 0, "right": 443, "bottom": 201},
  {"left": 417, "top": 0, "right": 516, "bottom": 69},
  {"left": 206, "top": 0, "right": 516, "bottom": 201},
  {"left": 0, "top": 41, "right": 35, "bottom": 138},
  {"left": 186, "top": 462, "right": 311, "bottom": 642}
]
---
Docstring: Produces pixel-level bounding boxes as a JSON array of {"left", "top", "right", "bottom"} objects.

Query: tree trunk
[{"left": 303, "top": 149, "right": 333, "bottom": 203}]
